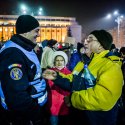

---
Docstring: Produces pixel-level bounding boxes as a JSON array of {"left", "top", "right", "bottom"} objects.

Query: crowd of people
[{"left": 0, "top": 14, "right": 125, "bottom": 125}]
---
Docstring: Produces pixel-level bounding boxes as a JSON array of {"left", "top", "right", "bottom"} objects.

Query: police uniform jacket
[{"left": 0, "top": 34, "right": 47, "bottom": 112}]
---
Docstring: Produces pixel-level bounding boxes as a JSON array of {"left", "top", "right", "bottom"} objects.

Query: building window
[
  {"left": 51, "top": 19, "right": 56, "bottom": 21},
  {"left": 41, "top": 24, "right": 45, "bottom": 26},
  {"left": 51, "top": 24, "right": 55, "bottom": 27},
  {"left": 46, "top": 19, "right": 51, "bottom": 21},
  {"left": 46, "top": 24, "right": 50, "bottom": 26},
  {"left": 56, "top": 19, "right": 61, "bottom": 21}
]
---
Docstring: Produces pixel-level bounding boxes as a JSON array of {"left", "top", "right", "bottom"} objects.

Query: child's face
[{"left": 54, "top": 56, "right": 65, "bottom": 69}]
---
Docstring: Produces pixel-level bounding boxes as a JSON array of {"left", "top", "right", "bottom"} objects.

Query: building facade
[{"left": 0, "top": 15, "right": 82, "bottom": 44}]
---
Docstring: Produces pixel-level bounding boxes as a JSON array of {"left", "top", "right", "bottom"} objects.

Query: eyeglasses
[{"left": 85, "top": 37, "right": 98, "bottom": 43}]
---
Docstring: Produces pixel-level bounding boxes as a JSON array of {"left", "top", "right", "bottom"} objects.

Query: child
[{"left": 46, "top": 51, "right": 71, "bottom": 125}]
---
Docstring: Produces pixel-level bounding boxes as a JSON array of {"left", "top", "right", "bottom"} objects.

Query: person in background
[
  {"left": 68, "top": 42, "right": 84, "bottom": 71},
  {"left": 0, "top": 42, "right": 2, "bottom": 49},
  {"left": 119, "top": 47, "right": 125, "bottom": 81},
  {"left": 42, "top": 30, "right": 123, "bottom": 125},
  {"left": 110, "top": 43, "right": 120, "bottom": 56},
  {"left": 80, "top": 40, "right": 91, "bottom": 64},
  {"left": 34, "top": 43, "right": 43, "bottom": 63},
  {"left": 57, "top": 43, "right": 63, "bottom": 50},
  {"left": 117, "top": 47, "right": 125, "bottom": 124},
  {"left": 0, "top": 15, "right": 47, "bottom": 125},
  {"left": 41, "top": 39, "right": 58, "bottom": 70},
  {"left": 46, "top": 51, "right": 71, "bottom": 125},
  {"left": 41, "top": 39, "right": 49, "bottom": 48},
  {"left": 120, "top": 47, "right": 125, "bottom": 60}
]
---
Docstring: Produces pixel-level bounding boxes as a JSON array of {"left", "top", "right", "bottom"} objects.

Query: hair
[
  {"left": 120, "top": 47, "right": 125, "bottom": 55},
  {"left": 47, "top": 39, "right": 57, "bottom": 48},
  {"left": 110, "top": 44, "right": 116, "bottom": 51}
]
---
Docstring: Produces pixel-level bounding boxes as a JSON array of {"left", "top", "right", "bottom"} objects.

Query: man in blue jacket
[{"left": 0, "top": 15, "right": 47, "bottom": 125}]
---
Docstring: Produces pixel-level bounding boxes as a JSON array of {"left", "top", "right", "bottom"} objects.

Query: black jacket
[{"left": 0, "top": 35, "right": 41, "bottom": 112}]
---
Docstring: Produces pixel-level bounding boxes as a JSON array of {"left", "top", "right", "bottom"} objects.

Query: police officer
[{"left": 0, "top": 15, "right": 47, "bottom": 125}]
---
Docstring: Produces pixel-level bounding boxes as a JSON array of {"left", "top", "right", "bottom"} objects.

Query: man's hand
[{"left": 42, "top": 69, "right": 57, "bottom": 80}]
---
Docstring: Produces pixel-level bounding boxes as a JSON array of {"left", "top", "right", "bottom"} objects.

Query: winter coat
[
  {"left": 54, "top": 50, "right": 123, "bottom": 111},
  {"left": 47, "top": 67, "right": 71, "bottom": 115},
  {"left": 0, "top": 34, "right": 47, "bottom": 112},
  {"left": 68, "top": 51, "right": 81, "bottom": 71}
]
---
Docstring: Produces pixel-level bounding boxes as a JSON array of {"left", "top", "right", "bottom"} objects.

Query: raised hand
[{"left": 42, "top": 69, "right": 57, "bottom": 80}]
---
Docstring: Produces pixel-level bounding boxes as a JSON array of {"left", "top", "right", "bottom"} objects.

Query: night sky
[{"left": 0, "top": 0, "right": 125, "bottom": 33}]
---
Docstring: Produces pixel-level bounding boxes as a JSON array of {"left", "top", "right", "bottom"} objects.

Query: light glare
[
  {"left": 106, "top": 14, "right": 111, "bottom": 19},
  {"left": 113, "top": 10, "right": 119, "bottom": 16}
]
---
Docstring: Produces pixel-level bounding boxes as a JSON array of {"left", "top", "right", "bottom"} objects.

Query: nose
[
  {"left": 37, "top": 31, "right": 40, "bottom": 37},
  {"left": 84, "top": 39, "right": 88, "bottom": 46}
]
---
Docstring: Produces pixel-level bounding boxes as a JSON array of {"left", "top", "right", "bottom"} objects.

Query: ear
[{"left": 98, "top": 44, "right": 105, "bottom": 52}]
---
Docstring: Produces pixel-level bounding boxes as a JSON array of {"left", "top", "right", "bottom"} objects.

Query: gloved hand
[{"left": 64, "top": 96, "right": 71, "bottom": 107}]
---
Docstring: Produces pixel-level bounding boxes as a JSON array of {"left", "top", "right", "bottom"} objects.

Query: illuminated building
[{"left": 0, "top": 15, "right": 82, "bottom": 44}]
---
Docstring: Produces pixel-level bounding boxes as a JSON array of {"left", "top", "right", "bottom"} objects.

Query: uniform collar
[{"left": 10, "top": 34, "right": 37, "bottom": 51}]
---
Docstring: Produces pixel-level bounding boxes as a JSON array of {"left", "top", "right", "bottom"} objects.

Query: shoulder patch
[
  {"left": 8, "top": 64, "right": 22, "bottom": 69},
  {"left": 10, "top": 68, "right": 23, "bottom": 80}
]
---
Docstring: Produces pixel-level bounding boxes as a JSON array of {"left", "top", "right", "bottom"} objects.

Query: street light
[
  {"left": 38, "top": 7, "right": 43, "bottom": 15},
  {"left": 20, "top": 4, "right": 44, "bottom": 16},
  {"left": 20, "top": 4, "right": 28, "bottom": 14},
  {"left": 115, "top": 15, "right": 124, "bottom": 48},
  {"left": 106, "top": 10, "right": 124, "bottom": 48}
]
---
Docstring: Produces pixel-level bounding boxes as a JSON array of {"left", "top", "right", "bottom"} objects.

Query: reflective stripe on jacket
[{"left": 0, "top": 40, "right": 47, "bottom": 109}]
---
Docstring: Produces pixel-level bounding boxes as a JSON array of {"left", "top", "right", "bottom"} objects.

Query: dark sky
[{"left": 0, "top": 0, "right": 125, "bottom": 33}]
